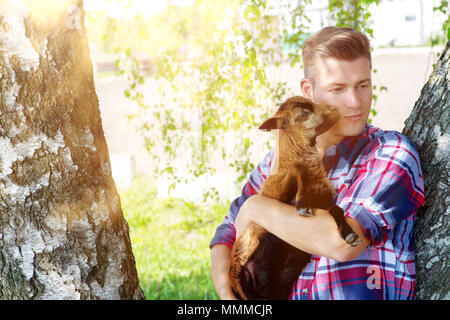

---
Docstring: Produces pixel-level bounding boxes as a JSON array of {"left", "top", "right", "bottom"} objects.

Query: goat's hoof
[
  {"left": 345, "top": 233, "right": 362, "bottom": 247},
  {"left": 297, "top": 207, "right": 313, "bottom": 216}
]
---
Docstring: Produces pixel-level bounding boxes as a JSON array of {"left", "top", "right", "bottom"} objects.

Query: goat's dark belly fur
[
  {"left": 235, "top": 232, "right": 311, "bottom": 300},
  {"left": 234, "top": 186, "right": 334, "bottom": 300}
]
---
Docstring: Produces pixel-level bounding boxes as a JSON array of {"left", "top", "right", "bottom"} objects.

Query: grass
[{"left": 118, "top": 177, "right": 229, "bottom": 300}]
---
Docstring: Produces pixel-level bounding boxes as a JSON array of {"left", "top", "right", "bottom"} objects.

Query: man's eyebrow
[
  {"left": 326, "top": 79, "right": 371, "bottom": 87},
  {"left": 326, "top": 82, "right": 346, "bottom": 87},
  {"left": 356, "top": 78, "right": 372, "bottom": 84}
]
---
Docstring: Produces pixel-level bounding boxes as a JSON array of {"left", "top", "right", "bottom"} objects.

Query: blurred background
[{"left": 82, "top": 0, "right": 448, "bottom": 299}]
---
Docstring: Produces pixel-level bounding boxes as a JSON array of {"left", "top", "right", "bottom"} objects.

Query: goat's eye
[
  {"left": 300, "top": 103, "right": 314, "bottom": 112},
  {"left": 293, "top": 102, "right": 314, "bottom": 112},
  {"left": 295, "top": 109, "right": 311, "bottom": 121}
]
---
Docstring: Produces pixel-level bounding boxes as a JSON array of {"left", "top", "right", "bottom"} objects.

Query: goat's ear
[{"left": 259, "top": 117, "right": 282, "bottom": 131}]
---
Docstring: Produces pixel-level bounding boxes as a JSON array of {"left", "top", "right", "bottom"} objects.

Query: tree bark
[
  {"left": 0, "top": 0, "right": 144, "bottom": 299},
  {"left": 402, "top": 40, "right": 450, "bottom": 300}
]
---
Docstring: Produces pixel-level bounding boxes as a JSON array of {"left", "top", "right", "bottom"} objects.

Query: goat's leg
[
  {"left": 328, "top": 205, "right": 362, "bottom": 247},
  {"left": 261, "top": 168, "right": 297, "bottom": 203},
  {"left": 296, "top": 197, "right": 313, "bottom": 217},
  {"left": 293, "top": 166, "right": 313, "bottom": 216}
]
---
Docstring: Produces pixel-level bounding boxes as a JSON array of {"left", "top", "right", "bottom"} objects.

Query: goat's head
[{"left": 259, "top": 96, "right": 340, "bottom": 145}]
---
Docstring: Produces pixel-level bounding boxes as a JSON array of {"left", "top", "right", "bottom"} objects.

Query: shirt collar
[{"left": 335, "top": 123, "right": 371, "bottom": 159}]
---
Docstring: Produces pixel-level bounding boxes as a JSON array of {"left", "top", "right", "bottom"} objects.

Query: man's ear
[
  {"left": 300, "top": 78, "right": 314, "bottom": 100},
  {"left": 259, "top": 117, "right": 282, "bottom": 131}
]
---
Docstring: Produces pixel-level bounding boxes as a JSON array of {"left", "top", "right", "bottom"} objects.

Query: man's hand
[
  {"left": 210, "top": 244, "right": 238, "bottom": 300},
  {"left": 210, "top": 200, "right": 259, "bottom": 301}
]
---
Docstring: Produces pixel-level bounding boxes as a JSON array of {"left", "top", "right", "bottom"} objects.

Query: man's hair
[{"left": 302, "top": 26, "right": 372, "bottom": 83}]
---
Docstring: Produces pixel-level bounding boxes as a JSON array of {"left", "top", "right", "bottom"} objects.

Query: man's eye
[
  {"left": 359, "top": 83, "right": 371, "bottom": 89},
  {"left": 330, "top": 87, "right": 343, "bottom": 93}
]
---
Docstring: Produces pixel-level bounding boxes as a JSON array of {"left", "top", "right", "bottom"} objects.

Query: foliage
[
  {"left": 328, "top": 0, "right": 380, "bottom": 38},
  {"left": 119, "top": 177, "right": 227, "bottom": 299},
  {"left": 433, "top": 0, "right": 450, "bottom": 42},
  {"left": 87, "top": 0, "right": 386, "bottom": 202}
]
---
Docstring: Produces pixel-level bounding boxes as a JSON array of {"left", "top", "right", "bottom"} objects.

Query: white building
[
  {"left": 371, "top": 0, "right": 446, "bottom": 47},
  {"left": 303, "top": 0, "right": 447, "bottom": 48}
]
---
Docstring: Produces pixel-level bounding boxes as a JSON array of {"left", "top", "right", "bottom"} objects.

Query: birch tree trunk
[
  {"left": 402, "top": 40, "right": 450, "bottom": 300},
  {"left": 0, "top": 0, "right": 144, "bottom": 299}
]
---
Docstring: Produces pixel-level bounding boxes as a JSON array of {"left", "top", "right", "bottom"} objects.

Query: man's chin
[{"left": 340, "top": 121, "right": 367, "bottom": 137}]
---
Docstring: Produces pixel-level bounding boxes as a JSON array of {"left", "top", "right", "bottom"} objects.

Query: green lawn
[{"left": 118, "top": 178, "right": 229, "bottom": 300}]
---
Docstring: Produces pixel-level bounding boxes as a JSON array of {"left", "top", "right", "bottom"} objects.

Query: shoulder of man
[{"left": 358, "top": 124, "right": 421, "bottom": 169}]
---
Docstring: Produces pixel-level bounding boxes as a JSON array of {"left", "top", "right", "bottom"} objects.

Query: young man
[{"left": 210, "top": 26, "right": 425, "bottom": 300}]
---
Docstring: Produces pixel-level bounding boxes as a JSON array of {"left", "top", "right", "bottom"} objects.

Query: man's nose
[{"left": 345, "top": 89, "right": 362, "bottom": 109}]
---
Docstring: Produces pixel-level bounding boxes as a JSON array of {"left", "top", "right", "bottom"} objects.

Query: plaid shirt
[{"left": 210, "top": 124, "right": 425, "bottom": 300}]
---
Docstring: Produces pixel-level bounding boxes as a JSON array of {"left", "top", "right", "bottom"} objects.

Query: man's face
[{"left": 308, "top": 56, "right": 372, "bottom": 139}]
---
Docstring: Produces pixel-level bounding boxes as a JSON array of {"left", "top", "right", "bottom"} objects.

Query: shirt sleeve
[
  {"left": 209, "top": 151, "right": 273, "bottom": 249},
  {"left": 337, "top": 132, "right": 425, "bottom": 247}
]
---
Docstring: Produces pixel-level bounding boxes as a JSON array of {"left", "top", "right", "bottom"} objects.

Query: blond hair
[{"left": 302, "top": 26, "right": 372, "bottom": 82}]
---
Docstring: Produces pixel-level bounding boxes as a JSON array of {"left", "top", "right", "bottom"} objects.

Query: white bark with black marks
[
  {"left": 402, "top": 40, "right": 450, "bottom": 300},
  {"left": 0, "top": 0, "right": 144, "bottom": 299}
]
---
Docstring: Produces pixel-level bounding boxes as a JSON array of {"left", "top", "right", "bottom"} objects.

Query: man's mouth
[{"left": 344, "top": 114, "right": 363, "bottom": 121}]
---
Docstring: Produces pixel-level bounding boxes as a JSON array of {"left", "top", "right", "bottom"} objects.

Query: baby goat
[{"left": 230, "top": 96, "right": 361, "bottom": 300}]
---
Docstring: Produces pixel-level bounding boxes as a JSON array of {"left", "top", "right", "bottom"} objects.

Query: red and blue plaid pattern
[{"left": 210, "top": 124, "right": 425, "bottom": 300}]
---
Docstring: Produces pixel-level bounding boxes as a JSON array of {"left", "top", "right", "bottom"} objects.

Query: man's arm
[
  {"left": 209, "top": 152, "right": 273, "bottom": 299},
  {"left": 236, "top": 194, "right": 370, "bottom": 262},
  {"left": 210, "top": 244, "right": 237, "bottom": 300}
]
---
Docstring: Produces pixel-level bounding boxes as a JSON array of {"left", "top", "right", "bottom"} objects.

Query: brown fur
[{"left": 230, "top": 96, "right": 361, "bottom": 300}]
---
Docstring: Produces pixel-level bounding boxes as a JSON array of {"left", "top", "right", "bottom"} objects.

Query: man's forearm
[
  {"left": 210, "top": 244, "right": 237, "bottom": 300},
  {"left": 240, "top": 195, "right": 369, "bottom": 261}
]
